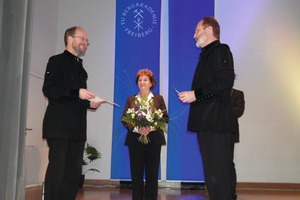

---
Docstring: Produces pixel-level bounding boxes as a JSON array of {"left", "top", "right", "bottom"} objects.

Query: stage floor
[{"left": 26, "top": 185, "right": 300, "bottom": 200}]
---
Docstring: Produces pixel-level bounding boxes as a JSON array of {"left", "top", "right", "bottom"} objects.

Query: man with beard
[
  {"left": 42, "top": 26, "right": 101, "bottom": 200},
  {"left": 178, "top": 17, "right": 238, "bottom": 200}
]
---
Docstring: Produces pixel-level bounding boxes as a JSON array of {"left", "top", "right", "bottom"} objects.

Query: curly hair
[{"left": 135, "top": 69, "right": 156, "bottom": 89}]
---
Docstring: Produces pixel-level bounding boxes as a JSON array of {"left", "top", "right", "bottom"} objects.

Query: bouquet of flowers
[{"left": 122, "top": 98, "right": 167, "bottom": 144}]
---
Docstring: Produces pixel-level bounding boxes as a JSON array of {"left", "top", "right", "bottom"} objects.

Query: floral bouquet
[{"left": 122, "top": 98, "right": 167, "bottom": 144}]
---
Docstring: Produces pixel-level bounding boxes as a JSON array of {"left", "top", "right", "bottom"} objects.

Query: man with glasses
[{"left": 42, "top": 26, "right": 101, "bottom": 200}]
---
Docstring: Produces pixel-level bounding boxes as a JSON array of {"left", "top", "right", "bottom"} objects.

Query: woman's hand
[{"left": 138, "top": 126, "right": 152, "bottom": 135}]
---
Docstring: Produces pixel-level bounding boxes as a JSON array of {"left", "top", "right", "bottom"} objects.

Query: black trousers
[
  {"left": 44, "top": 138, "right": 85, "bottom": 200},
  {"left": 229, "top": 143, "right": 237, "bottom": 200},
  {"left": 197, "top": 131, "right": 231, "bottom": 200},
  {"left": 128, "top": 145, "right": 161, "bottom": 200}
]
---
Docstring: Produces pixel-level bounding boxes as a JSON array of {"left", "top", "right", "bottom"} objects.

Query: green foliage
[
  {"left": 82, "top": 143, "right": 101, "bottom": 175},
  {"left": 121, "top": 97, "right": 168, "bottom": 144}
]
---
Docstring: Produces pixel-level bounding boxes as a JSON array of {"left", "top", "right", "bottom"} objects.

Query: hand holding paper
[{"left": 89, "top": 95, "right": 120, "bottom": 107}]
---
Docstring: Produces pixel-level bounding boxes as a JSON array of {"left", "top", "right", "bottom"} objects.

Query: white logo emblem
[{"left": 120, "top": 2, "right": 158, "bottom": 38}]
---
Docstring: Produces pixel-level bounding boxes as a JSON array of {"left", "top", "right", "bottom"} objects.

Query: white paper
[{"left": 89, "top": 96, "right": 120, "bottom": 107}]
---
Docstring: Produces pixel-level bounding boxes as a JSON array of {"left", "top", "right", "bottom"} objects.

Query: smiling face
[
  {"left": 66, "top": 27, "right": 89, "bottom": 57},
  {"left": 135, "top": 69, "right": 156, "bottom": 96},
  {"left": 137, "top": 75, "right": 152, "bottom": 93}
]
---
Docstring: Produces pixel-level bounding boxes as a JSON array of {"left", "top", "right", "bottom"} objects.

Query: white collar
[{"left": 135, "top": 92, "right": 154, "bottom": 102}]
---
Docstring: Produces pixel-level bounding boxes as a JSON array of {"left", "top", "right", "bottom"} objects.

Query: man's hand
[
  {"left": 79, "top": 88, "right": 95, "bottom": 100},
  {"left": 90, "top": 101, "right": 101, "bottom": 109},
  {"left": 178, "top": 90, "right": 196, "bottom": 103}
]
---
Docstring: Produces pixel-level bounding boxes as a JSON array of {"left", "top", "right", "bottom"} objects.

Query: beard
[
  {"left": 73, "top": 43, "right": 87, "bottom": 57},
  {"left": 195, "top": 34, "right": 206, "bottom": 48}
]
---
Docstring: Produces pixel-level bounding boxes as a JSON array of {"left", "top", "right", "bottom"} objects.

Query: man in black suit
[
  {"left": 229, "top": 88, "right": 245, "bottom": 200},
  {"left": 179, "top": 17, "right": 238, "bottom": 200},
  {"left": 42, "top": 26, "right": 101, "bottom": 200}
]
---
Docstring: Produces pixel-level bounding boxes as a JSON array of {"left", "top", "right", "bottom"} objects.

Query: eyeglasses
[{"left": 71, "top": 35, "right": 90, "bottom": 45}]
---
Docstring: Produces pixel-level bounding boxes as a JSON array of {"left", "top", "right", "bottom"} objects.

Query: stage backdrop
[
  {"left": 111, "top": 0, "right": 214, "bottom": 182},
  {"left": 111, "top": 0, "right": 162, "bottom": 180},
  {"left": 166, "top": 0, "right": 214, "bottom": 181}
]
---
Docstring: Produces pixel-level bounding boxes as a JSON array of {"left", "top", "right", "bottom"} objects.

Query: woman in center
[{"left": 122, "top": 69, "right": 169, "bottom": 200}]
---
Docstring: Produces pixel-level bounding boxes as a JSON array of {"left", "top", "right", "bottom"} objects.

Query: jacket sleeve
[
  {"left": 194, "top": 44, "right": 235, "bottom": 102},
  {"left": 157, "top": 95, "right": 169, "bottom": 124},
  {"left": 42, "top": 56, "right": 80, "bottom": 100}
]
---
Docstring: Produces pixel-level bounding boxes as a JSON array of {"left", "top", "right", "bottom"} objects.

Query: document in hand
[{"left": 89, "top": 96, "right": 120, "bottom": 107}]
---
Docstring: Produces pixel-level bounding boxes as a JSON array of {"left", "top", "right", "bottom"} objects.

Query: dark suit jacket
[
  {"left": 122, "top": 94, "right": 169, "bottom": 146},
  {"left": 230, "top": 88, "right": 245, "bottom": 143},
  {"left": 42, "top": 50, "right": 92, "bottom": 140},
  {"left": 187, "top": 40, "right": 238, "bottom": 134}
]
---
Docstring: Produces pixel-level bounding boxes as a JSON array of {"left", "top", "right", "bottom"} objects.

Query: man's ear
[{"left": 206, "top": 26, "right": 213, "bottom": 35}]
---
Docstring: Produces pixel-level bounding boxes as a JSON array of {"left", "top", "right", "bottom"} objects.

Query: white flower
[
  {"left": 146, "top": 115, "right": 153, "bottom": 122},
  {"left": 127, "top": 108, "right": 134, "bottom": 114},
  {"left": 130, "top": 113, "right": 135, "bottom": 119}
]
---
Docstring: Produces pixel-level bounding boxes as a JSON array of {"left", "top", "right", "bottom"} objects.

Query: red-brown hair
[{"left": 135, "top": 69, "right": 156, "bottom": 89}]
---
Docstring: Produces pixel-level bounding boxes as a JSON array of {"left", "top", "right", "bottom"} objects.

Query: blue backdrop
[
  {"left": 111, "top": 0, "right": 162, "bottom": 180},
  {"left": 111, "top": 0, "right": 214, "bottom": 182},
  {"left": 166, "top": 0, "right": 214, "bottom": 181}
]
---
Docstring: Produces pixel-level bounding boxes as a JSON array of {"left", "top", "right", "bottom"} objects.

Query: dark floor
[{"left": 26, "top": 185, "right": 300, "bottom": 200}]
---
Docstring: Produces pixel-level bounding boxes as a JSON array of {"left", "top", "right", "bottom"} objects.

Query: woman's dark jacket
[{"left": 122, "top": 94, "right": 169, "bottom": 146}]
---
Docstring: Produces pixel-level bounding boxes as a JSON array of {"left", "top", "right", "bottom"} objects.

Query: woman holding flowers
[{"left": 122, "top": 69, "right": 169, "bottom": 200}]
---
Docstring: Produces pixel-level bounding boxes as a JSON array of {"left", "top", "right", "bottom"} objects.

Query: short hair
[
  {"left": 64, "top": 26, "right": 77, "bottom": 46},
  {"left": 202, "top": 17, "right": 220, "bottom": 40},
  {"left": 135, "top": 69, "right": 156, "bottom": 89}
]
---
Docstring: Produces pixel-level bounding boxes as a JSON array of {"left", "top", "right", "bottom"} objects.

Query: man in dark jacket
[
  {"left": 179, "top": 17, "right": 237, "bottom": 200},
  {"left": 42, "top": 26, "right": 101, "bottom": 200}
]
